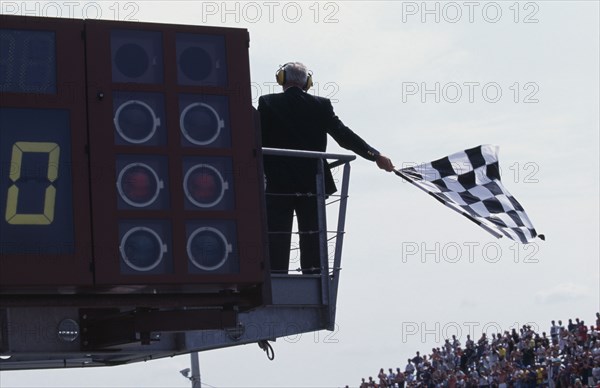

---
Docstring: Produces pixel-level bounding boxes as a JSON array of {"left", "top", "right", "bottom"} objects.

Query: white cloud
[{"left": 535, "top": 283, "right": 592, "bottom": 304}]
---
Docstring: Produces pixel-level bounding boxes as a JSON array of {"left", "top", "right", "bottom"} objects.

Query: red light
[
  {"left": 125, "top": 171, "right": 151, "bottom": 199},
  {"left": 117, "top": 163, "right": 162, "bottom": 207},
  {"left": 184, "top": 164, "right": 227, "bottom": 208},
  {"left": 191, "top": 171, "right": 217, "bottom": 201}
]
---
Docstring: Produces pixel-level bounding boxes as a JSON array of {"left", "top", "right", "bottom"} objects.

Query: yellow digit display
[{"left": 4, "top": 141, "right": 60, "bottom": 225}]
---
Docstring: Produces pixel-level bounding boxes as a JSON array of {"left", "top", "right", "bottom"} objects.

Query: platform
[{"left": 0, "top": 149, "right": 355, "bottom": 370}]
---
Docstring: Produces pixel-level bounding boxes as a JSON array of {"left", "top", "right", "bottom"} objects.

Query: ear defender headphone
[{"left": 275, "top": 63, "right": 313, "bottom": 91}]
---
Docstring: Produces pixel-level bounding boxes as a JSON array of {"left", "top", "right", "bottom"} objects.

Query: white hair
[{"left": 283, "top": 62, "right": 309, "bottom": 87}]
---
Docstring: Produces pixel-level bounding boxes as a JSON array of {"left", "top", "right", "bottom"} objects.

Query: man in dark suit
[{"left": 258, "top": 62, "right": 394, "bottom": 274}]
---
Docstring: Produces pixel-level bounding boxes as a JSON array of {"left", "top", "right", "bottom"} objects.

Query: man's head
[{"left": 276, "top": 62, "right": 313, "bottom": 91}]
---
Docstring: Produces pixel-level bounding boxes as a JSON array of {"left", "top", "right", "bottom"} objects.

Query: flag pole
[{"left": 393, "top": 169, "right": 504, "bottom": 240}]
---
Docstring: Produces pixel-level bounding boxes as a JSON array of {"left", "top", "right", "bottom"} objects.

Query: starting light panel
[{"left": 0, "top": 15, "right": 267, "bottom": 304}]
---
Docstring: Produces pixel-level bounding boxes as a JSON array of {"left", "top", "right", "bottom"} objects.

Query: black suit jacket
[{"left": 258, "top": 87, "right": 380, "bottom": 195}]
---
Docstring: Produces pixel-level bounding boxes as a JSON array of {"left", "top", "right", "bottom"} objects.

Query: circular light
[
  {"left": 114, "top": 100, "right": 160, "bottom": 144},
  {"left": 184, "top": 164, "right": 228, "bottom": 208},
  {"left": 114, "top": 43, "right": 149, "bottom": 78},
  {"left": 187, "top": 227, "right": 232, "bottom": 271},
  {"left": 179, "top": 46, "right": 212, "bottom": 81},
  {"left": 180, "top": 103, "right": 224, "bottom": 145},
  {"left": 120, "top": 226, "right": 166, "bottom": 272},
  {"left": 117, "top": 163, "right": 163, "bottom": 208},
  {"left": 57, "top": 319, "right": 80, "bottom": 343}
]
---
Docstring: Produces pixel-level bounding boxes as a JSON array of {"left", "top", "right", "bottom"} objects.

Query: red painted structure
[{"left": 0, "top": 15, "right": 268, "bottom": 310}]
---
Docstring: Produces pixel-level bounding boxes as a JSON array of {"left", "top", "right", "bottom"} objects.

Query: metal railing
[{"left": 261, "top": 148, "right": 355, "bottom": 327}]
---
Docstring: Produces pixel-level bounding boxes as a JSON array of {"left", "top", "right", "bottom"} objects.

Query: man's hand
[{"left": 376, "top": 154, "right": 395, "bottom": 172}]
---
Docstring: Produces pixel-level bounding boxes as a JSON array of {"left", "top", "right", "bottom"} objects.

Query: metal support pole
[
  {"left": 327, "top": 161, "right": 352, "bottom": 330},
  {"left": 190, "top": 352, "right": 201, "bottom": 388},
  {"left": 316, "top": 158, "right": 330, "bottom": 306}
]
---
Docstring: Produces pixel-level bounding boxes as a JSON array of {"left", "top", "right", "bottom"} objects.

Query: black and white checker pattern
[{"left": 400, "top": 145, "right": 542, "bottom": 243}]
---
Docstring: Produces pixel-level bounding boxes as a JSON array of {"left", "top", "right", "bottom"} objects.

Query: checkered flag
[{"left": 396, "top": 145, "right": 544, "bottom": 243}]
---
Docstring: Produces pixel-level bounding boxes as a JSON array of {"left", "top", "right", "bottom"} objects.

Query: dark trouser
[{"left": 266, "top": 193, "right": 321, "bottom": 274}]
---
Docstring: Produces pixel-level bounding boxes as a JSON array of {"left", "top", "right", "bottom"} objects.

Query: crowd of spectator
[{"left": 351, "top": 313, "right": 600, "bottom": 387}]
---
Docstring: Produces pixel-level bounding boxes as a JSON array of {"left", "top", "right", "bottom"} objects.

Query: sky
[{"left": 1, "top": 1, "right": 599, "bottom": 387}]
